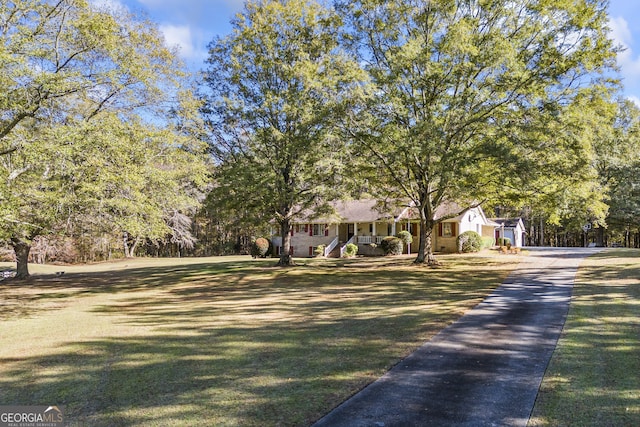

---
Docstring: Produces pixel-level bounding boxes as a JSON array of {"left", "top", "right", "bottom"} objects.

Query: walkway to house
[{"left": 312, "top": 247, "right": 603, "bottom": 427}]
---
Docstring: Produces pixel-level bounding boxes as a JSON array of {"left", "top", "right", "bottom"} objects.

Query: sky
[{"left": 101, "top": 0, "right": 640, "bottom": 105}]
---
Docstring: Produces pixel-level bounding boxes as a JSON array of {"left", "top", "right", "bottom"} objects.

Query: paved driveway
[{"left": 312, "top": 247, "right": 602, "bottom": 427}]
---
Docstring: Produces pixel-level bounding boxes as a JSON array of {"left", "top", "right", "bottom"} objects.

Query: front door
[{"left": 347, "top": 224, "right": 354, "bottom": 240}]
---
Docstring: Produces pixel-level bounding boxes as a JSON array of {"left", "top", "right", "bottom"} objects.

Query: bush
[
  {"left": 251, "top": 237, "right": 271, "bottom": 258},
  {"left": 314, "top": 245, "right": 325, "bottom": 257},
  {"left": 456, "top": 231, "right": 483, "bottom": 253},
  {"left": 482, "top": 237, "right": 495, "bottom": 248},
  {"left": 497, "top": 237, "right": 511, "bottom": 247},
  {"left": 343, "top": 243, "right": 358, "bottom": 258},
  {"left": 397, "top": 230, "right": 413, "bottom": 245},
  {"left": 380, "top": 236, "right": 403, "bottom": 255}
]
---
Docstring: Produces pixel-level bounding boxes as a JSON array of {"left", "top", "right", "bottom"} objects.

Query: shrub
[
  {"left": 380, "top": 236, "right": 403, "bottom": 255},
  {"left": 481, "top": 237, "right": 495, "bottom": 248},
  {"left": 251, "top": 237, "right": 271, "bottom": 258},
  {"left": 314, "top": 245, "right": 325, "bottom": 257},
  {"left": 497, "top": 237, "right": 511, "bottom": 247},
  {"left": 397, "top": 230, "right": 413, "bottom": 245},
  {"left": 456, "top": 231, "right": 483, "bottom": 253},
  {"left": 343, "top": 243, "right": 358, "bottom": 258}
]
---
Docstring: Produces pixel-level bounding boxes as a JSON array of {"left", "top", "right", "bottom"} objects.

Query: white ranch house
[{"left": 270, "top": 200, "right": 506, "bottom": 257}]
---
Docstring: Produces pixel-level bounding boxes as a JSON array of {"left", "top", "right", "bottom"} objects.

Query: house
[
  {"left": 270, "top": 200, "right": 500, "bottom": 257},
  {"left": 491, "top": 217, "right": 526, "bottom": 248}
]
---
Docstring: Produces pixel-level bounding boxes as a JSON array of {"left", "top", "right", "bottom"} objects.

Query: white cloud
[
  {"left": 608, "top": 16, "right": 632, "bottom": 48},
  {"left": 89, "top": 0, "right": 129, "bottom": 13},
  {"left": 609, "top": 16, "right": 640, "bottom": 79},
  {"left": 628, "top": 95, "right": 640, "bottom": 108},
  {"left": 159, "top": 24, "right": 207, "bottom": 62}
]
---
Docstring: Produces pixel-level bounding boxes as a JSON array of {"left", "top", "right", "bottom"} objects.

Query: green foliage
[
  {"left": 314, "top": 245, "right": 325, "bottom": 257},
  {"left": 338, "top": 0, "right": 618, "bottom": 263},
  {"left": 397, "top": 231, "right": 413, "bottom": 245},
  {"left": 251, "top": 238, "right": 271, "bottom": 258},
  {"left": 482, "top": 237, "right": 496, "bottom": 248},
  {"left": 0, "top": 1, "right": 207, "bottom": 275},
  {"left": 380, "top": 236, "right": 403, "bottom": 255},
  {"left": 596, "top": 99, "right": 640, "bottom": 241},
  {"left": 343, "top": 243, "right": 358, "bottom": 258},
  {"left": 497, "top": 237, "right": 512, "bottom": 247},
  {"left": 203, "top": 0, "right": 366, "bottom": 265},
  {"left": 456, "top": 231, "right": 483, "bottom": 253}
]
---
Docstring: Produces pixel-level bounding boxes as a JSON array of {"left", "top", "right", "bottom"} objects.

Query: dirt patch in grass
[
  {"left": 0, "top": 253, "right": 519, "bottom": 426},
  {"left": 529, "top": 249, "right": 640, "bottom": 427}
]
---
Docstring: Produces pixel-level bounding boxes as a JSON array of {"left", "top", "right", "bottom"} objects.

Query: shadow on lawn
[
  {"left": 0, "top": 259, "right": 261, "bottom": 320},
  {"left": 0, "top": 257, "right": 512, "bottom": 426},
  {"left": 2, "top": 254, "right": 625, "bottom": 426},
  {"left": 531, "top": 250, "right": 640, "bottom": 426}
]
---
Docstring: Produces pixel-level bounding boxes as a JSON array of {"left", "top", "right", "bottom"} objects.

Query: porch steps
[{"left": 327, "top": 243, "right": 342, "bottom": 258}]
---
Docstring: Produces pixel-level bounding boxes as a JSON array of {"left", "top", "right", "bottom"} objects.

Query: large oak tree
[
  {"left": 339, "top": 0, "right": 618, "bottom": 263},
  {"left": 203, "top": 0, "right": 364, "bottom": 266},
  {"left": 0, "top": 0, "right": 208, "bottom": 278}
]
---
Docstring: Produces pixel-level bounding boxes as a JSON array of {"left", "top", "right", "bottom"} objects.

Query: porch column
[
  {"left": 372, "top": 222, "right": 377, "bottom": 236},
  {"left": 354, "top": 223, "right": 358, "bottom": 237},
  {"left": 391, "top": 222, "right": 396, "bottom": 236},
  {"left": 335, "top": 224, "right": 339, "bottom": 236}
]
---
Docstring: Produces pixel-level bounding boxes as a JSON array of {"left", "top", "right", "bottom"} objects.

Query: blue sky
[{"left": 98, "top": 0, "right": 640, "bottom": 104}]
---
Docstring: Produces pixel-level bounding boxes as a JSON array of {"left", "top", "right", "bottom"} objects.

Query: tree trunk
[
  {"left": 414, "top": 208, "right": 439, "bottom": 266},
  {"left": 414, "top": 215, "right": 427, "bottom": 263},
  {"left": 123, "top": 232, "right": 130, "bottom": 257},
  {"left": 278, "top": 219, "right": 295, "bottom": 266},
  {"left": 11, "top": 238, "right": 31, "bottom": 279},
  {"left": 129, "top": 237, "right": 140, "bottom": 258},
  {"left": 123, "top": 232, "right": 139, "bottom": 258}
]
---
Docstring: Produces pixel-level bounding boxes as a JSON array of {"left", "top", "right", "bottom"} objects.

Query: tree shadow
[{"left": 0, "top": 257, "right": 510, "bottom": 426}]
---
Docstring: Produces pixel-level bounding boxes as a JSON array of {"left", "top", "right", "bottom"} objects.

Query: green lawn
[
  {"left": 0, "top": 253, "right": 516, "bottom": 427},
  {"left": 529, "top": 249, "right": 640, "bottom": 426}
]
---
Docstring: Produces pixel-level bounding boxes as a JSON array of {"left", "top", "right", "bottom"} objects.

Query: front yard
[
  {"left": 529, "top": 249, "right": 640, "bottom": 426},
  {"left": 0, "top": 253, "right": 516, "bottom": 426}
]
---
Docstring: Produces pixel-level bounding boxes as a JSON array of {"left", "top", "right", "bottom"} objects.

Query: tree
[
  {"left": 339, "top": 0, "right": 618, "bottom": 264},
  {"left": 0, "top": 0, "right": 207, "bottom": 278},
  {"left": 203, "top": 0, "right": 364, "bottom": 266},
  {"left": 596, "top": 98, "right": 640, "bottom": 246}
]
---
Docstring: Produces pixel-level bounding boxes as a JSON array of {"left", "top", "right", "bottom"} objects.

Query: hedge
[
  {"left": 456, "top": 231, "right": 483, "bottom": 253},
  {"left": 380, "top": 236, "right": 403, "bottom": 255}
]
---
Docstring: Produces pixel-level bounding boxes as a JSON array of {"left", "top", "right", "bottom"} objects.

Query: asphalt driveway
[{"left": 312, "top": 247, "right": 602, "bottom": 427}]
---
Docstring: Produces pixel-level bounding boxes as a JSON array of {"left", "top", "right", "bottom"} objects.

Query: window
[
  {"left": 313, "top": 224, "right": 324, "bottom": 236},
  {"left": 442, "top": 223, "right": 453, "bottom": 237}
]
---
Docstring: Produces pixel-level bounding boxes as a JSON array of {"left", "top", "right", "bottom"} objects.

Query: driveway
[{"left": 312, "top": 247, "right": 602, "bottom": 427}]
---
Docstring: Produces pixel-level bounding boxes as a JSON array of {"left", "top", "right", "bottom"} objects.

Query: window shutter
[
  {"left": 309, "top": 225, "right": 313, "bottom": 236},
  {"left": 290, "top": 246, "right": 294, "bottom": 255},
  {"left": 452, "top": 223, "right": 457, "bottom": 236},
  {"left": 309, "top": 246, "right": 313, "bottom": 256},
  {"left": 324, "top": 224, "right": 328, "bottom": 236},
  {"left": 305, "top": 224, "right": 309, "bottom": 233},
  {"left": 438, "top": 223, "right": 443, "bottom": 237},
  {"left": 291, "top": 226, "right": 294, "bottom": 236}
]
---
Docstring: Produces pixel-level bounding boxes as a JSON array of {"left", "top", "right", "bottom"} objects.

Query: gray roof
[
  {"left": 491, "top": 218, "right": 525, "bottom": 228},
  {"left": 301, "top": 199, "right": 405, "bottom": 223},
  {"left": 301, "top": 199, "right": 496, "bottom": 226}
]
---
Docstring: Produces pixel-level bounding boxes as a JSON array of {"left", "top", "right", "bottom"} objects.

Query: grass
[
  {"left": 529, "top": 249, "right": 640, "bottom": 427},
  {"left": 0, "top": 253, "right": 517, "bottom": 426}
]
